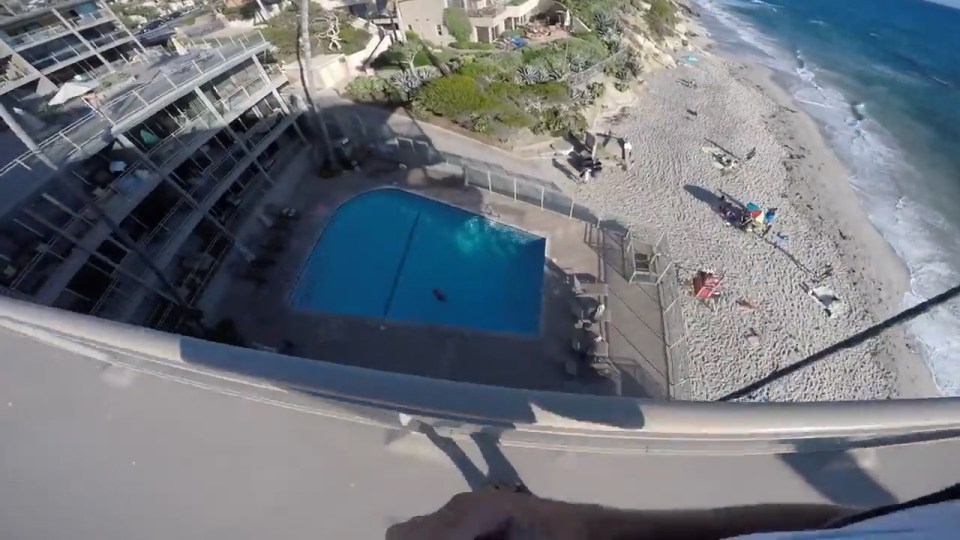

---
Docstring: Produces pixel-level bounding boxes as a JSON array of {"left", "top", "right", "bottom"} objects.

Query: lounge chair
[
  {"left": 576, "top": 282, "right": 609, "bottom": 298},
  {"left": 588, "top": 340, "right": 610, "bottom": 363},
  {"left": 627, "top": 242, "right": 657, "bottom": 284},
  {"left": 570, "top": 296, "right": 602, "bottom": 319}
]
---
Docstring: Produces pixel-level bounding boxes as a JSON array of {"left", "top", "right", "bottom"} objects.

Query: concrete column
[
  {"left": 249, "top": 54, "right": 308, "bottom": 144},
  {"left": 0, "top": 102, "right": 44, "bottom": 164},
  {"left": 0, "top": 107, "right": 190, "bottom": 309},
  {"left": 114, "top": 132, "right": 254, "bottom": 259},
  {"left": 51, "top": 7, "right": 112, "bottom": 71},
  {"left": 191, "top": 86, "right": 278, "bottom": 186},
  {"left": 22, "top": 207, "right": 179, "bottom": 305}
]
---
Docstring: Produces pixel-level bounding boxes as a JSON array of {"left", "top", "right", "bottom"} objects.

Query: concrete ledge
[{"left": 1, "top": 295, "right": 959, "bottom": 452}]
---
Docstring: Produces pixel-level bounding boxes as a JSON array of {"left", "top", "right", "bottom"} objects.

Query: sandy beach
[{"left": 574, "top": 41, "right": 941, "bottom": 401}]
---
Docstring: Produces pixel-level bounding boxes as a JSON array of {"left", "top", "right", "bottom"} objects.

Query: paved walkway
[{"left": 312, "top": 92, "right": 576, "bottom": 191}]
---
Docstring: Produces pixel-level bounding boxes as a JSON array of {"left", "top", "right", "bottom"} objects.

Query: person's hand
[{"left": 386, "top": 491, "right": 538, "bottom": 540}]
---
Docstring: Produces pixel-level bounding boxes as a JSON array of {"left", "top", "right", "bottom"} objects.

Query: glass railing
[
  {"left": 241, "top": 112, "right": 285, "bottom": 149},
  {"left": 4, "top": 23, "right": 69, "bottom": 48},
  {"left": 89, "top": 30, "right": 128, "bottom": 49},
  {"left": 146, "top": 109, "right": 218, "bottom": 166},
  {"left": 467, "top": 0, "right": 506, "bottom": 18},
  {"left": 67, "top": 9, "right": 110, "bottom": 28},
  {"left": 0, "top": 34, "right": 270, "bottom": 179},
  {"left": 30, "top": 40, "right": 91, "bottom": 70},
  {"left": 89, "top": 275, "right": 134, "bottom": 317}
]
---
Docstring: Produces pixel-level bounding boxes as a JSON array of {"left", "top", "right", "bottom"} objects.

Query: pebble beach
[{"left": 573, "top": 42, "right": 940, "bottom": 401}]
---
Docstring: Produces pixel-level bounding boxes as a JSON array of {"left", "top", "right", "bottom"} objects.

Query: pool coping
[{"left": 286, "top": 186, "right": 550, "bottom": 340}]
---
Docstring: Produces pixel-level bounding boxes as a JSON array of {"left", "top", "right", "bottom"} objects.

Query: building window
[{"left": 436, "top": 24, "right": 443, "bottom": 36}]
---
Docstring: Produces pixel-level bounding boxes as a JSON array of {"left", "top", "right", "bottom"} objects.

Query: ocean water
[
  {"left": 290, "top": 189, "right": 546, "bottom": 336},
  {"left": 694, "top": 0, "right": 960, "bottom": 395}
]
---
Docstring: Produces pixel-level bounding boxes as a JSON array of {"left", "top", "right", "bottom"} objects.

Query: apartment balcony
[
  {"left": 65, "top": 7, "right": 111, "bottom": 31},
  {"left": 1, "top": 8, "right": 111, "bottom": 51},
  {"left": 0, "top": 56, "right": 39, "bottom": 92},
  {"left": 30, "top": 30, "right": 132, "bottom": 73},
  {"left": 467, "top": 0, "right": 539, "bottom": 27},
  {"left": 110, "top": 115, "right": 298, "bottom": 323},
  {"left": 3, "top": 22, "right": 70, "bottom": 50},
  {"left": 53, "top": 99, "right": 291, "bottom": 316},
  {"left": 0, "top": 34, "right": 273, "bottom": 218}
]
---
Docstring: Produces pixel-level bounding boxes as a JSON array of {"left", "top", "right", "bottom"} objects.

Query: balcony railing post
[
  {"left": 60, "top": 132, "right": 81, "bottom": 151},
  {"left": 132, "top": 89, "right": 149, "bottom": 107}
]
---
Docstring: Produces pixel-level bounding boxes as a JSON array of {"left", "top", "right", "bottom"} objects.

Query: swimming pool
[{"left": 290, "top": 189, "right": 546, "bottom": 336}]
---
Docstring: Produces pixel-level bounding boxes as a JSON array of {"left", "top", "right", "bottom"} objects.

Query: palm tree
[
  {"left": 396, "top": 39, "right": 422, "bottom": 71},
  {"left": 297, "top": 0, "right": 335, "bottom": 167}
]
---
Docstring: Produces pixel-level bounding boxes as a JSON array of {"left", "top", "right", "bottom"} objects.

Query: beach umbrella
[{"left": 746, "top": 202, "right": 763, "bottom": 218}]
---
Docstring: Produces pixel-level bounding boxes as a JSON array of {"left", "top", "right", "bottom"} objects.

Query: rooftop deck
[{"left": 208, "top": 161, "right": 669, "bottom": 398}]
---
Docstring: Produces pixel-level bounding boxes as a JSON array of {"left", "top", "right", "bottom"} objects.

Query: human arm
[{"left": 386, "top": 491, "right": 856, "bottom": 540}]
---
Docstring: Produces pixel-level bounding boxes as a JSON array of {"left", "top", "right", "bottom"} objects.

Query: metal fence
[
  {"left": 365, "top": 134, "right": 691, "bottom": 399},
  {"left": 566, "top": 48, "right": 628, "bottom": 87}
]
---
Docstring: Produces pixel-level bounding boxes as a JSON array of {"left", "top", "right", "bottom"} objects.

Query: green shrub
[
  {"left": 442, "top": 7, "right": 472, "bottom": 43},
  {"left": 533, "top": 107, "right": 586, "bottom": 136},
  {"left": 259, "top": 11, "right": 371, "bottom": 61},
  {"left": 222, "top": 3, "right": 258, "bottom": 20},
  {"left": 645, "top": 0, "right": 678, "bottom": 40},
  {"left": 471, "top": 114, "right": 492, "bottom": 134},
  {"left": 345, "top": 76, "right": 402, "bottom": 104},
  {"left": 521, "top": 38, "right": 607, "bottom": 73},
  {"left": 405, "top": 30, "right": 420, "bottom": 40},
  {"left": 587, "top": 81, "right": 605, "bottom": 99},
  {"left": 450, "top": 41, "right": 497, "bottom": 50},
  {"left": 496, "top": 109, "right": 533, "bottom": 128},
  {"left": 415, "top": 75, "right": 496, "bottom": 119},
  {"left": 457, "top": 61, "right": 508, "bottom": 82}
]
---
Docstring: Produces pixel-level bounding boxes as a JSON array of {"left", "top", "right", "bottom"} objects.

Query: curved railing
[{"left": 1, "top": 294, "right": 958, "bottom": 451}]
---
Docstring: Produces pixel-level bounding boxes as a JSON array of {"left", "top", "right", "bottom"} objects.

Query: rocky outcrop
[{"left": 621, "top": 2, "right": 693, "bottom": 73}]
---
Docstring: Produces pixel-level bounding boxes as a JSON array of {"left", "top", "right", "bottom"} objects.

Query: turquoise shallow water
[
  {"left": 290, "top": 189, "right": 546, "bottom": 336},
  {"left": 697, "top": 0, "right": 960, "bottom": 395}
]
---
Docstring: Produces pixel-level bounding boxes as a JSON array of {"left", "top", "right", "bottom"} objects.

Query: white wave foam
[{"left": 695, "top": 0, "right": 960, "bottom": 397}]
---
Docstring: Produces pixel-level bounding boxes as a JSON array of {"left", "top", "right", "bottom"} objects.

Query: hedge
[
  {"left": 442, "top": 7, "right": 472, "bottom": 43},
  {"left": 415, "top": 75, "right": 496, "bottom": 119}
]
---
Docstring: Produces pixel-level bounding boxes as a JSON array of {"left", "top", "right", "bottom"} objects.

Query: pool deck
[{"left": 210, "top": 164, "right": 669, "bottom": 399}]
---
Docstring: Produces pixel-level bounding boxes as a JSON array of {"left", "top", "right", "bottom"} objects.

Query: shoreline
[
  {"left": 729, "top": 58, "right": 941, "bottom": 398},
  {"left": 575, "top": 30, "right": 940, "bottom": 400}
]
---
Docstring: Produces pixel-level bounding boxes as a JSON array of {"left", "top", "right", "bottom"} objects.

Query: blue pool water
[{"left": 291, "top": 189, "right": 547, "bottom": 336}]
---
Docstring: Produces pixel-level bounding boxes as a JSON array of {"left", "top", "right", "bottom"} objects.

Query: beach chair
[
  {"left": 627, "top": 242, "right": 656, "bottom": 284},
  {"left": 576, "top": 282, "right": 609, "bottom": 298}
]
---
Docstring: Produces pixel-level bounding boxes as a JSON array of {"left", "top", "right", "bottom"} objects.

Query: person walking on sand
[{"left": 622, "top": 138, "right": 633, "bottom": 169}]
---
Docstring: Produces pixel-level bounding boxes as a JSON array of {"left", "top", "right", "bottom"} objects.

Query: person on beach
[
  {"left": 387, "top": 482, "right": 960, "bottom": 540},
  {"left": 623, "top": 138, "right": 633, "bottom": 168}
]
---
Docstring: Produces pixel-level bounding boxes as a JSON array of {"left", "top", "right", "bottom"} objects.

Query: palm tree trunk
[
  {"left": 297, "top": 0, "right": 335, "bottom": 167},
  {"left": 255, "top": 0, "right": 268, "bottom": 22},
  {"left": 389, "top": 0, "right": 399, "bottom": 43}
]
